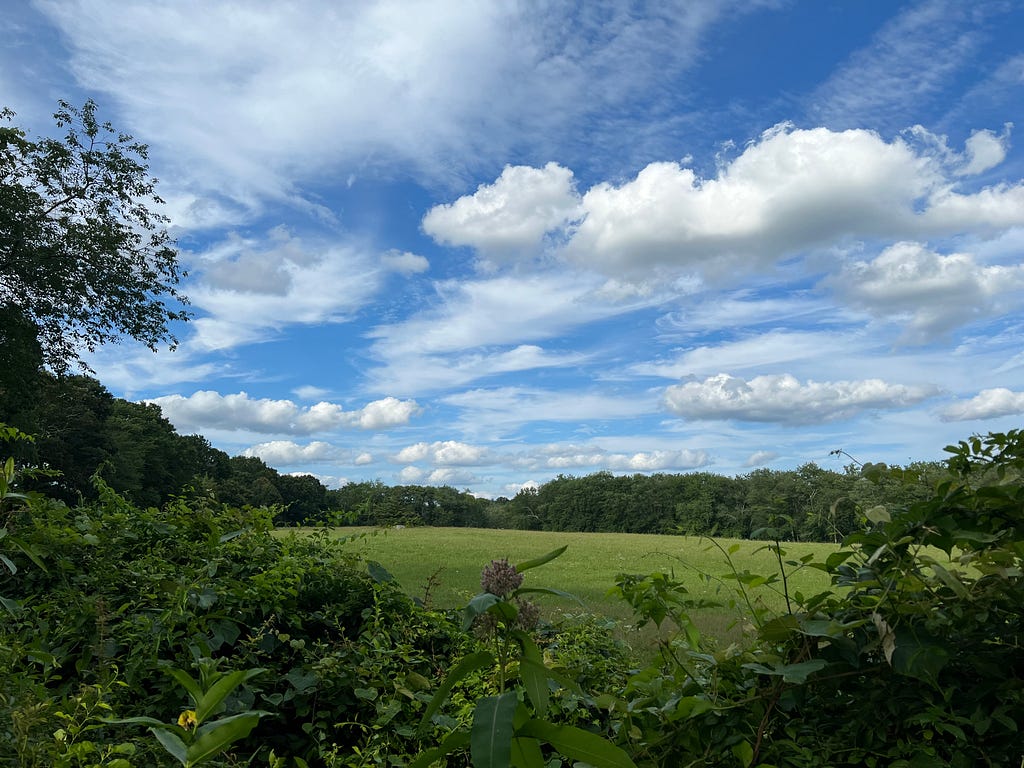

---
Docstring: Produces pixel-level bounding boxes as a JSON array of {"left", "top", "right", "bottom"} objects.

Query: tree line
[{"left": 0, "top": 370, "right": 943, "bottom": 541}]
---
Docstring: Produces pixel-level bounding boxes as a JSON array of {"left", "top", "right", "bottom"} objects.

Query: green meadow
[{"left": 316, "top": 526, "right": 839, "bottom": 646}]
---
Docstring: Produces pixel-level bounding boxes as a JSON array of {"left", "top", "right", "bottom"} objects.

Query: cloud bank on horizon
[{"left": 3, "top": 0, "right": 1023, "bottom": 496}]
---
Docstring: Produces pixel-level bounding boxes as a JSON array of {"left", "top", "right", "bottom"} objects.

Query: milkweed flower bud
[
  {"left": 515, "top": 598, "right": 540, "bottom": 630},
  {"left": 481, "top": 558, "right": 523, "bottom": 598}
]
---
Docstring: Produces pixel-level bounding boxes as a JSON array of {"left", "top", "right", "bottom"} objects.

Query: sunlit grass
[{"left": 289, "top": 526, "right": 839, "bottom": 650}]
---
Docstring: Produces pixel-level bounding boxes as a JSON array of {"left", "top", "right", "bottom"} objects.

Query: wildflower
[
  {"left": 472, "top": 611, "right": 499, "bottom": 640},
  {"left": 177, "top": 710, "right": 198, "bottom": 730},
  {"left": 515, "top": 598, "right": 540, "bottom": 631},
  {"left": 480, "top": 558, "right": 523, "bottom": 598}
]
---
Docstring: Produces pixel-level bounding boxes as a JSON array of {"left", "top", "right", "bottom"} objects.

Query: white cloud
[
  {"left": 426, "top": 467, "right": 478, "bottom": 485},
  {"left": 392, "top": 441, "right": 490, "bottom": 466},
  {"left": 441, "top": 386, "right": 655, "bottom": 436},
  {"left": 828, "top": 241, "right": 1024, "bottom": 341},
  {"left": 957, "top": 126, "right": 1012, "bottom": 176},
  {"left": 542, "top": 449, "right": 708, "bottom": 471},
  {"left": 663, "top": 373, "right": 937, "bottom": 424},
  {"left": 381, "top": 250, "right": 430, "bottom": 275},
  {"left": 809, "top": 0, "right": 986, "bottom": 128},
  {"left": 420, "top": 126, "right": 1024, "bottom": 283},
  {"left": 293, "top": 385, "right": 332, "bottom": 401},
  {"left": 187, "top": 228, "right": 383, "bottom": 351},
  {"left": 32, "top": 0, "right": 733, "bottom": 204},
  {"left": 242, "top": 440, "right": 340, "bottom": 464},
  {"left": 398, "top": 466, "right": 425, "bottom": 483},
  {"left": 563, "top": 124, "right": 1024, "bottom": 278},
  {"left": 354, "top": 452, "right": 374, "bottom": 466},
  {"left": 940, "top": 388, "right": 1024, "bottom": 421},
  {"left": 366, "top": 271, "right": 665, "bottom": 394},
  {"left": 422, "top": 162, "right": 581, "bottom": 257},
  {"left": 148, "top": 391, "right": 419, "bottom": 435},
  {"left": 357, "top": 397, "right": 422, "bottom": 428},
  {"left": 744, "top": 450, "right": 778, "bottom": 467}
]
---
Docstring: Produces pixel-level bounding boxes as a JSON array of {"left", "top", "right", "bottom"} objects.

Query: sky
[{"left": 3, "top": 0, "right": 1024, "bottom": 498}]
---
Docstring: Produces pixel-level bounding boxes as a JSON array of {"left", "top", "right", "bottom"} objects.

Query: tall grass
[{"left": 312, "top": 526, "right": 837, "bottom": 648}]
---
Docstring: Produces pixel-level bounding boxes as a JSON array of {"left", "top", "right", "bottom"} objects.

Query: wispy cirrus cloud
[{"left": 808, "top": 0, "right": 988, "bottom": 129}]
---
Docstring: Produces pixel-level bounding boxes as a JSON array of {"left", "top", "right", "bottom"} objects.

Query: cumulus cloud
[
  {"left": 940, "top": 388, "right": 1024, "bottom": 421},
  {"left": 957, "top": 125, "right": 1012, "bottom": 176},
  {"left": 398, "top": 466, "right": 425, "bottom": 483},
  {"left": 242, "top": 440, "right": 340, "bottom": 464},
  {"left": 422, "top": 163, "right": 581, "bottom": 257},
  {"left": 392, "top": 441, "right": 490, "bottom": 466},
  {"left": 148, "top": 391, "right": 419, "bottom": 435},
  {"left": 381, "top": 250, "right": 430, "bottom": 275},
  {"left": 663, "top": 373, "right": 937, "bottom": 424},
  {"left": 542, "top": 449, "right": 708, "bottom": 471},
  {"left": 827, "top": 241, "right": 1024, "bottom": 341},
  {"left": 744, "top": 450, "right": 778, "bottom": 467},
  {"left": 427, "top": 125, "right": 1024, "bottom": 282}
]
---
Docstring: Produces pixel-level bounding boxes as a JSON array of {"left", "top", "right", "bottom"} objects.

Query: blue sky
[{"left": 4, "top": 0, "right": 1024, "bottom": 497}]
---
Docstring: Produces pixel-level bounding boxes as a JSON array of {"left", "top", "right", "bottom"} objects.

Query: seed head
[{"left": 480, "top": 558, "right": 523, "bottom": 598}]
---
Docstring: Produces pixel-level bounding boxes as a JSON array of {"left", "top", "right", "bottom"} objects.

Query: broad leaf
[
  {"left": 417, "top": 650, "right": 495, "bottom": 734},
  {"left": 187, "top": 712, "right": 265, "bottom": 766},
  {"left": 515, "top": 546, "right": 567, "bottom": 573},
  {"left": 510, "top": 736, "right": 545, "bottom": 768},
  {"left": 518, "top": 720, "right": 637, "bottom": 768},
  {"left": 195, "top": 668, "right": 265, "bottom": 723},
  {"left": 408, "top": 730, "right": 471, "bottom": 768},
  {"left": 513, "top": 630, "right": 549, "bottom": 717},
  {"left": 150, "top": 728, "right": 188, "bottom": 766},
  {"left": 471, "top": 691, "right": 518, "bottom": 768}
]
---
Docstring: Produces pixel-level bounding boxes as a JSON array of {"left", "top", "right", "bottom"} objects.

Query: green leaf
[
  {"left": 367, "top": 560, "right": 395, "bottom": 583},
  {"left": 514, "top": 587, "right": 585, "bottom": 608},
  {"left": 518, "top": 721, "right": 637, "bottom": 768},
  {"left": 732, "top": 740, "right": 754, "bottom": 767},
  {"left": 742, "top": 659, "right": 827, "bottom": 684},
  {"left": 8, "top": 536, "right": 49, "bottom": 573},
  {"left": 463, "top": 593, "right": 502, "bottom": 630},
  {"left": 150, "top": 728, "right": 188, "bottom": 766},
  {"left": 515, "top": 545, "right": 567, "bottom": 573},
  {"left": 0, "top": 595, "right": 20, "bottom": 616},
  {"left": 891, "top": 629, "right": 950, "bottom": 687},
  {"left": 217, "top": 530, "right": 243, "bottom": 543},
  {"left": 510, "top": 736, "right": 545, "bottom": 768},
  {"left": 417, "top": 650, "right": 495, "bottom": 735},
  {"left": 0, "top": 552, "right": 15, "bottom": 575},
  {"left": 187, "top": 712, "right": 265, "bottom": 766},
  {"left": 166, "top": 669, "right": 204, "bottom": 707},
  {"left": 408, "top": 730, "right": 471, "bottom": 768},
  {"left": 471, "top": 691, "right": 518, "bottom": 768},
  {"left": 195, "top": 668, "right": 265, "bottom": 723},
  {"left": 512, "top": 630, "right": 549, "bottom": 717}
]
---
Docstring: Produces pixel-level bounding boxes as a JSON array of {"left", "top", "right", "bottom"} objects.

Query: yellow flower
[{"left": 177, "top": 710, "right": 198, "bottom": 729}]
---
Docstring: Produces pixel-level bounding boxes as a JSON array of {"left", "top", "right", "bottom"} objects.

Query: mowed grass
[{"left": 302, "top": 526, "right": 839, "bottom": 648}]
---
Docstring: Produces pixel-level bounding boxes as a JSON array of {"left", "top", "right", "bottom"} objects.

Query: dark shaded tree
[{"left": 1, "top": 100, "right": 188, "bottom": 379}]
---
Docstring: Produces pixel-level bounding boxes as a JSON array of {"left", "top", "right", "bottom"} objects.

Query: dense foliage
[
  {"left": 0, "top": 101, "right": 188, "bottom": 376},
  {"left": 1, "top": 426, "right": 1022, "bottom": 766}
]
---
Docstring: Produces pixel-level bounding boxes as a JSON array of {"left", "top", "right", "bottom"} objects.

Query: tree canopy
[{"left": 0, "top": 100, "right": 188, "bottom": 376}]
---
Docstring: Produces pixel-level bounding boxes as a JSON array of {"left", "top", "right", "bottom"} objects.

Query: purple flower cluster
[{"left": 480, "top": 558, "right": 523, "bottom": 598}]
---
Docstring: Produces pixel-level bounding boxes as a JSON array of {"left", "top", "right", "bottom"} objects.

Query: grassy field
[{"left": 303, "top": 526, "right": 839, "bottom": 647}]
